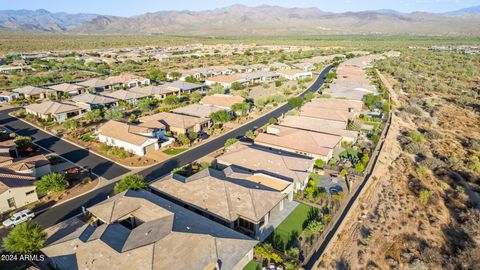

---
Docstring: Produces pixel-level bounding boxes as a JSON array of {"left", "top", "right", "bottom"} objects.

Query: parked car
[{"left": 2, "top": 209, "right": 35, "bottom": 228}]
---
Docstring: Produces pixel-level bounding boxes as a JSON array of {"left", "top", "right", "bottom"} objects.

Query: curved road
[{"left": 0, "top": 65, "right": 332, "bottom": 230}]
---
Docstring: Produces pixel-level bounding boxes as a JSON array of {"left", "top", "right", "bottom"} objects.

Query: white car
[{"left": 2, "top": 209, "right": 35, "bottom": 228}]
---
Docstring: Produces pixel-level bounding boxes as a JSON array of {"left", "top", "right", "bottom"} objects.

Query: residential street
[
  {"left": 0, "top": 65, "right": 331, "bottom": 239},
  {"left": 0, "top": 109, "right": 130, "bottom": 179}
]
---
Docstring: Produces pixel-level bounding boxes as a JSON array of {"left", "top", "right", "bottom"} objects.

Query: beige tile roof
[
  {"left": 278, "top": 68, "right": 311, "bottom": 75},
  {"left": 129, "top": 85, "right": 177, "bottom": 96},
  {"left": 0, "top": 167, "right": 35, "bottom": 195},
  {"left": 172, "top": 104, "right": 224, "bottom": 118},
  {"left": 98, "top": 120, "right": 158, "bottom": 146},
  {"left": 71, "top": 93, "right": 118, "bottom": 105},
  {"left": 151, "top": 168, "right": 287, "bottom": 223},
  {"left": 76, "top": 78, "right": 112, "bottom": 88},
  {"left": 300, "top": 104, "right": 356, "bottom": 123},
  {"left": 206, "top": 74, "right": 244, "bottom": 84},
  {"left": 280, "top": 115, "right": 358, "bottom": 140},
  {"left": 42, "top": 189, "right": 256, "bottom": 270},
  {"left": 139, "top": 112, "right": 208, "bottom": 130},
  {"left": 48, "top": 83, "right": 83, "bottom": 92},
  {"left": 309, "top": 98, "right": 363, "bottom": 112},
  {"left": 200, "top": 94, "right": 244, "bottom": 109},
  {"left": 105, "top": 73, "right": 148, "bottom": 84},
  {"left": 255, "top": 125, "right": 341, "bottom": 157},
  {"left": 102, "top": 90, "right": 149, "bottom": 101},
  {"left": 12, "top": 86, "right": 51, "bottom": 95},
  {"left": 218, "top": 142, "right": 314, "bottom": 186},
  {"left": 25, "top": 101, "right": 81, "bottom": 115}
]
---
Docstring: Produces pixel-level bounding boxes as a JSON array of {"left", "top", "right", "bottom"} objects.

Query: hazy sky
[{"left": 2, "top": 0, "right": 480, "bottom": 16}]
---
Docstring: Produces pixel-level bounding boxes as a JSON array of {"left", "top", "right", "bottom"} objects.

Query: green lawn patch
[
  {"left": 267, "top": 203, "right": 317, "bottom": 251},
  {"left": 243, "top": 260, "right": 262, "bottom": 270},
  {"left": 162, "top": 148, "right": 188, "bottom": 155}
]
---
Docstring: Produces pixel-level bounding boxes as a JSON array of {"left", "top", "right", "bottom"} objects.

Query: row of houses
[
  {"left": 0, "top": 130, "right": 54, "bottom": 213},
  {"left": 96, "top": 94, "right": 246, "bottom": 156},
  {"left": 37, "top": 54, "right": 381, "bottom": 270}
]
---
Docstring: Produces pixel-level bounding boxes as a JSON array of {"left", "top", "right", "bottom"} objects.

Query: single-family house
[
  {"left": 12, "top": 86, "right": 54, "bottom": 100},
  {"left": 0, "top": 168, "right": 37, "bottom": 213},
  {"left": 105, "top": 73, "right": 150, "bottom": 88},
  {"left": 130, "top": 85, "right": 177, "bottom": 99},
  {"left": 0, "top": 91, "right": 19, "bottom": 103},
  {"left": 49, "top": 83, "right": 86, "bottom": 96},
  {"left": 277, "top": 69, "right": 313, "bottom": 80},
  {"left": 102, "top": 90, "right": 149, "bottom": 105},
  {"left": 215, "top": 142, "right": 315, "bottom": 191},
  {"left": 200, "top": 94, "right": 245, "bottom": 110},
  {"left": 0, "top": 139, "right": 17, "bottom": 166},
  {"left": 300, "top": 103, "right": 357, "bottom": 124},
  {"left": 151, "top": 166, "right": 293, "bottom": 240},
  {"left": 42, "top": 189, "right": 256, "bottom": 270},
  {"left": 292, "top": 62, "right": 316, "bottom": 71},
  {"left": 171, "top": 104, "right": 225, "bottom": 119},
  {"left": 76, "top": 78, "right": 114, "bottom": 92},
  {"left": 268, "top": 62, "right": 290, "bottom": 71},
  {"left": 309, "top": 98, "right": 363, "bottom": 112},
  {"left": 255, "top": 125, "right": 342, "bottom": 161},
  {"left": 139, "top": 112, "right": 210, "bottom": 135},
  {"left": 6, "top": 154, "right": 51, "bottom": 179},
  {"left": 98, "top": 120, "right": 167, "bottom": 156},
  {"left": 25, "top": 101, "right": 83, "bottom": 122},
  {"left": 204, "top": 74, "right": 246, "bottom": 88},
  {"left": 161, "top": 81, "right": 204, "bottom": 94},
  {"left": 71, "top": 93, "right": 119, "bottom": 111},
  {"left": 280, "top": 115, "right": 359, "bottom": 143}
]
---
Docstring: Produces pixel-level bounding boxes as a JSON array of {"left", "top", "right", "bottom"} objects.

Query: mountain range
[{"left": 1, "top": 5, "right": 480, "bottom": 36}]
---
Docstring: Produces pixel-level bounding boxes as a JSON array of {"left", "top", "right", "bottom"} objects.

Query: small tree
[
  {"left": 224, "top": 138, "right": 239, "bottom": 148},
  {"left": 210, "top": 110, "right": 233, "bottom": 124},
  {"left": 184, "top": 76, "right": 199, "bottom": 83},
  {"left": 340, "top": 169, "right": 348, "bottom": 177},
  {"left": 354, "top": 162, "right": 365, "bottom": 172},
  {"left": 419, "top": 189, "right": 433, "bottom": 205},
  {"left": 176, "top": 133, "right": 190, "bottom": 146},
  {"left": 147, "top": 68, "right": 167, "bottom": 81},
  {"left": 84, "top": 109, "right": 103, "bottom": 123},
  {"left": 245, "top": 130, "right": 255, "bottom": 140},
  {"left": 169, "top": 71, "right": 181, "bottom": 81},
  {"left": 2, "top": 222, "right": 47, "bottom": 254},
  {"left": 287, "top": 96, "right": 304, "bottom": 109},
  {"left": 14, "top": 135, "right": 33, "bottom": 150},
  {"left": 137, "top": 98, "right": 156, "bottom": 113},
  {"left": 230, "top": 82, "right": 243, "bottom": 90},
  {"left": 35, "top": 173, "right": 68, "bottom": 195},
  {"left": 268, "top": 117, "right": 278, "bottom": 125},
  {"left": 104, "top": 108, "right": 124, "bottom": 121},
  {"left": 114, "top": 174, "right": 146, "bottom": 193},
  {"left": 188, "top": 131, "right": 198, "bottom": 141},
  {"left": 315, "top": 159, "right": 324, "bottom": 169},
  {"left": 275, "top": 80, "right": 282, "bottom": 87},
  {"left": 190, "top": 92, "right": 202, "bottom": 103},
  {"left": 164, "top": 95, "right": 179, "bottom": 105},
  {"left": 63, "top": 119, "right": 80, "bottom": 132}
]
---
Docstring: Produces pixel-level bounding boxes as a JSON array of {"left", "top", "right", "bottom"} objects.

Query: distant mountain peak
[{"left": 1, "top": 5, "right": 480, "bottom": 36}]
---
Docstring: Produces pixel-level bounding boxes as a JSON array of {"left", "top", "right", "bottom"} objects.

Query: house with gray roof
[
  {"left": 71, "top": 93, "right": 118, "bottom": 110},
  {"left": 49, "top": 83, "right": 86, "bottom": 96},
  {"left": 151, "top": 166, "right": 294, "bottom": 240},
  {"left": 76, "top": 78, "right": 114, "bottom": 92},
  {"left": 42, "top": 189, "right": 256, "bottom": 270}
]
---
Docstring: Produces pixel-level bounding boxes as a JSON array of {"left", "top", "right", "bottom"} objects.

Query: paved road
[
  {"left": 0, "top": 110, "right": 130, "bottom": 179},
  {"left": 1, "top": 65, "right": 332, "bottom": 232}
]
